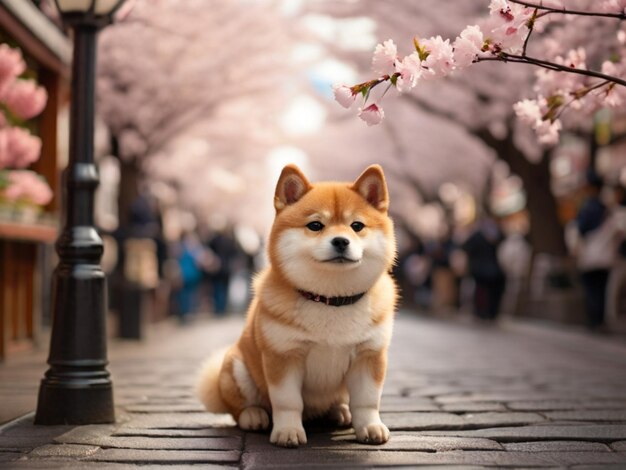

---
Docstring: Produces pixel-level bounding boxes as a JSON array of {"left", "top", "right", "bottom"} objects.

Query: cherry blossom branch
[
  {"left": 508, "top": 0, "right": 626, "bottom": 20},
  {"left": 477, "top": 54, "right": 626, "bottom": 88},
  {"left": 334, "top": 0, "right": 626, "bottom": 144}
]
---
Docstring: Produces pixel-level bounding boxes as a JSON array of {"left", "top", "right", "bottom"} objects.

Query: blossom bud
[
  {"left": 358, "top": 103, "right": 384, "bottom": 126},
  {"left": 332, "top": 84, "right": 356, "bottom": 109}
]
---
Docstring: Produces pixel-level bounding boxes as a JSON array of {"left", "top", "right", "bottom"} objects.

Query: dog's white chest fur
[{"left": 303, "top": 344, "right": 352, "bottom": 392}]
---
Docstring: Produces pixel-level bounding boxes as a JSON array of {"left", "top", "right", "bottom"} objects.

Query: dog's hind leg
[
  {"left": 327, "top": 402, "right": 352, "bottom": 427},
  {"left": 221, "top": 351, "right": 270, "bottom": 431}
]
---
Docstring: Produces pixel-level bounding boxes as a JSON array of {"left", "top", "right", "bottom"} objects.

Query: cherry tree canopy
[{"left": 97, "top": 0, "right": 302, "bottom": 232}]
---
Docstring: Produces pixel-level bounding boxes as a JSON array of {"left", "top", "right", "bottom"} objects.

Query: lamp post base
[{"left": 35, "top": 379, "right": 114, "bottom": 425}]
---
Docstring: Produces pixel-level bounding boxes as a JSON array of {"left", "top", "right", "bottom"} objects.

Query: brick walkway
[{"left": 1, "top": 313, "right": 626, "bottom": 468}]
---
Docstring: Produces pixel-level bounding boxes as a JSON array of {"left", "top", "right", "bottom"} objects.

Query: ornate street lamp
[{"left": 35, "top": 0, "right": 126, "bottom": 425}]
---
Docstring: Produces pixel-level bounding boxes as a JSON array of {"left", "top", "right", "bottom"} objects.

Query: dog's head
[{"left": 268, "top": 164, "right": 396, "bottom": 297}]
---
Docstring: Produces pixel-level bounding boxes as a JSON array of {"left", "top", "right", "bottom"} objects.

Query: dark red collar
[{"left": 298, "top": 290, "right": 366, "bottom": 307}]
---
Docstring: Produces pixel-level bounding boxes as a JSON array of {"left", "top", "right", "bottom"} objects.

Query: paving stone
[
  {"left": 0, "top": 436, "right": 63, "bottom": 450},
  {"left": 503, "top": 441, "right": 611, "bottom": 452},
  {"left": 112, "top": 427, "right": 242, "bottom": 438},
  {"left": 610, "top": 441, "right": 626, "bottom": 451},
  {"left": 508, "top": 400, "right": 626, "bottom": 411},
  {"left": 461, "top": 411, "right": 546, "bottom": 428},
  {"left": 379, "top": 395, "right": 439, "bottom": 412},
  {"left": 543, "top": 410, "right": 626, "bottom": 422},
  {"left": 381, "top": 412, "right": 466, "bottom": 430},
  {"left": 571, "top": 466, "right": 626, "bottom": 470},
  {"left": 241, "top": 449, "right": 626, "bottom": 468},
  {"left": 8, "top": 461, "right": 233, "bottom": 469},
  {"left": 420, "top": 424, "right": 626, "bottom": 441},
  {"left": 53, "top": 425, "right": 118, "bottom": 445},
  {"left": 59, "top": 435, "right": 241, "bottom": 451},
  {"left": 0, "top": 452, "right": 24, "bottom": 462},
  {"left": 85, "top": 448, "right": 240, "bottom": 464},
  {"left": 245, "top": 431, "right": 502, "bottom": 451},
  {"left": 28, "top": 444, "right": 100, "bottom": 458},
  {"left": 436, "top": 392, "right": 586, "bottom": 404},
  {"left": 124, "top": 404, "right": 205, "bottom": 413},
  {"left": 442, "top": 402, "right": 507, "bottom": 412},
  {"left": 118, "top": 412, "right": 236, "bottom": 429}
]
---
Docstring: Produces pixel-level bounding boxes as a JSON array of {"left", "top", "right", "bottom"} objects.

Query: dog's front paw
[
  {"left": 270, "top": 426, "right": 307, "bottom": 448},
  {"left": 238, "top": 406, "right": 270, "bottom": 431},
  {"left": 355, "top": 422, "right": 390, "bottom": 445}
]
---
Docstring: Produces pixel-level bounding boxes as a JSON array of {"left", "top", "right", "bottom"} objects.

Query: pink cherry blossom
[
  {"left": 358, "top": 103, "right": 384, "bottom": 126},
  {"left": 535, "top": 119, "right": 562, "bottom": 146},
  {"left": 332, "top": 84, "right": 356, "bottom": 109},
  {"left": 454, "top": 25, "right": 484, "bottom": 69},
  {"left": 484, "top": 1, "right": 532, "bottom": 54},
  {"left": 339, "top": 0, "right": 626, "bottom": 147},
  {"left": 489, "top": 0, "right": 509, "bottom": 16},
  {"left": 372, "top": 39, "right": 398, "bottom": 76},
  {"left": 601, "top": 0, "right": 626, "bottom": 14},
  {"left": 542, "top": 0, "right": 564, "bottom": 8},
  {"left": 395, "top": 52, "right": 423, "bottom": 92},
  {"left": 3, "top": 170, "right": 52, "bottom": 206},
  {"left": 3, "top": 79, "right": 48, "bottom": 120},
  {"left": 0, "top": 44, "right": 25, "bottom": 96},
  {"left": 513, "top": 99, "right": 542, "bottom": 126},
  {"left": 421, "top": 36, "right": 455, "bottom": 79}
]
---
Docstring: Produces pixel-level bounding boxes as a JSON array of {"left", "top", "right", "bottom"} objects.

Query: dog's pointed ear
[
  {"left": 274, "top": 164, "right": 311, "bottom": 211},
  {"left": 351, "top": 164, "right": 389, "bottom": 212}
]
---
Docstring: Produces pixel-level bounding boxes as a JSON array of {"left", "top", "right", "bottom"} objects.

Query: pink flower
[
  {"left": 394, "top": 52, "right": 422, "bottom": 92},
  {"left": 358, "top": 103, "right": 384, "bottom": 126},
  {"left": 0, "top": 44, "right": 25, "bottom": 96},
  {"left": 0, "top": 127, "right": 42, "bottom": 169},
  {"left": 535, "top": 119, "right": 562, "bottom": 146},
  {"left": 513, "top": 99, "right": 542, "bottom": 126},
  {"left": 601, "top": 0, "right": 626, "bottom": 14},
  {"left": 484, "top": 1, "right": 532, "bottom": 54},
  {"left": 332, "top": 84, "right": 356, "bottom": 109},
  {"left": 421, "top": 36, "right": 455, "bottom": 79},
  {"left": 542, "top": 0, "right": 564, "bottom": 8},
  {"left": 453, "top": 25, "right": 484, "bottom": 69},
  {"left": 489, "top": 0, "right": 510, "bottom": 16},
  {"left": 7, "top": 127, "right": 42, "bottom": 168},
  {"left": 3, "top": 170, "right": 52, "bottom": 206},
  {"left": 372, "top": 39, "right": 398, "bottom": 76},
  {"left": 3, "top": 79, "right": 48, "bottom": 120}
]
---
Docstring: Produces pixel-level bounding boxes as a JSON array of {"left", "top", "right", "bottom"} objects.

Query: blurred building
[{"left": 0, "top": 0, "right": 70, "bottom": 360}]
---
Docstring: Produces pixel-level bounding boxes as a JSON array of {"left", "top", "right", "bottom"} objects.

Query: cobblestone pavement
[{"left": 1, "top": 313, "right": 626, "bottom": 468}]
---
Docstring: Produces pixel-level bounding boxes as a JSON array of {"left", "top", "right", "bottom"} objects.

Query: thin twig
[
  {"left": 477, "top": 54, "right": 626, "bottom": 88},
  {"left": 508, "top": 0, "right": 626, "bottom": 20},
  {"left": 554, "top": 80, "right": 611, "bottom": 120},
  {"left": 521, "top": 9, "right": 538, "bottom": 57}
]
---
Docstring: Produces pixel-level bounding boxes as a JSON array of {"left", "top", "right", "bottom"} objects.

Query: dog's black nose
[{"left": 331, "top": 237, "right": 350, "bottom": 252}]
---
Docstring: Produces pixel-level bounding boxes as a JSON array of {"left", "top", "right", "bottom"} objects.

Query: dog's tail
[{"left": 196, "top": 347, "right": 228, "bottom": 413}]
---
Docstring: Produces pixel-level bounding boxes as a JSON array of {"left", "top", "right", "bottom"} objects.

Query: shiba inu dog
[{"left": 197, "top": 164, "right": 397, "bottom": 447}]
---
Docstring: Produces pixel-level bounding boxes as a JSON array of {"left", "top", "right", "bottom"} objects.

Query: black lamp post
[{"left": 35, "top": 0, "right": 126, "bottom": 425}]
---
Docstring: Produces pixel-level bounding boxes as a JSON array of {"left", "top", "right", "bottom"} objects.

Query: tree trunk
[
  {"left": 524, "top": 156, "right": 568, "bottom": 256},
  {"left": 475, "top": 127, "right": 567, "bottom": 257}
]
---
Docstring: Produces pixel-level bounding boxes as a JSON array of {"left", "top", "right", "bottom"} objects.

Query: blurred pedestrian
[
  {"left": 427, "top": 232, "right": 459, "bottom": 311},
  {"left": 207, "top": 228, "right": 238, "bottom": 315},
  {"left": 175, "top": 231, "right": 205, "bottom": 323},
  {"left": 461, "top": 216, "right": 506, "bottom": 321},
  {"left": 603, "top": 185, "right": 626, "bottom": 329},
  {"left": 573, "top": 172, "right": 621, "bottom": 329}
]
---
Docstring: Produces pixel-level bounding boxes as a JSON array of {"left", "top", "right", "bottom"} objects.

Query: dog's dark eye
[
  {"left": 306, "top": 221, "right": 324, "bottom": 232},
  {"left": 351, "top": 221, "right": 365, "bottom": 232}
]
